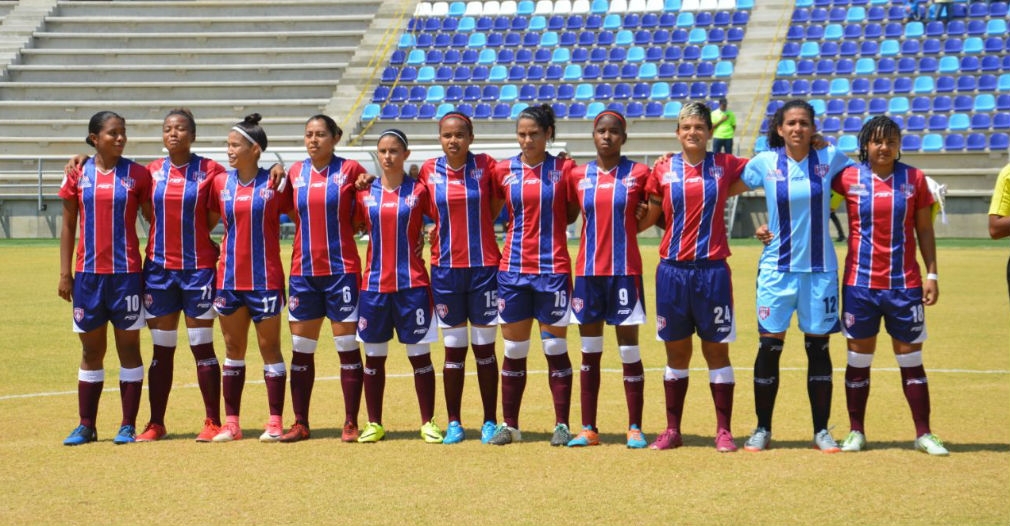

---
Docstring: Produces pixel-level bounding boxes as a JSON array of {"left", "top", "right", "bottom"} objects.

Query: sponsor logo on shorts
[
  {"left": 339, "top": 305, "right": 355, "bottom": 313},
  {"left": 617, "top": 308, "right": 631, "bottom": 315},
  {"left": 484, "top": 309, "right": 497, "bottom": 317},
  {"left": 571, "top": 298, "right": 583, "bottom": 313},
  {"left": 214, "top": 296, "right": 227, "bottom": 309},
  {"left": 288, "top": 295, "right": 299, "bottom": 311},
  {"left": 551, "top": 310, "right": 566, "bottom": 317},
  {"left": 196, "top": 302, "right": 211, "bottom": 310},
  {"left": 844, "top": 313, "right": 855, "bottom": 327},
  {"left": 758, "top": 306, "right": 770, "bottom": 320},
  {"left": 436, "top": 303, "right": 449, "bottom": 319},
  {"left": 358, "top": 318, "right": 368, "bottom": 330},
  {"left": 144, "top": 294, "right": 153, "bottom": 308},
  {"left": 910, "top": 325, "right": 923, "bottom": 333},
  {"left": 717, "top": 326, "right": 731, "bottom": 333},
  {"left": 124, "top": 314, "right": 139, "bottom": 321},
  {"left": 656, "top": 315, "right": 666, "bottom": 330},
  {"left": 413, "top": 328, "right": 428, "bottom": 335},
  {"left": 74, "top": 308, "right": 85, "bottom": 322}
]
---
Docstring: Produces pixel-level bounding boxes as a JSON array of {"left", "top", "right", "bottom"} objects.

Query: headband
[
  {"left": 231, "top": 126, "right": 262, "bottom": 149},
  {"left": 593, "top": 110, "right": 626, "bottom": 129},
  {"left": 440, "top": 112, "right": 473, "bottom": 129},
  {"left": 379, "top": 129, "right": 409, "bottom": 149}
]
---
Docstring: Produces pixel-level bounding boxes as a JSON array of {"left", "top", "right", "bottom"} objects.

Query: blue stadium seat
[
  {"left": 996, "top": 113, "right": 1010, "bottom": 129},
  {"left": 624, "top": 13, "right": 642, "bottom": 29},
  {"left": 871, "top": 77, "right": 892, "bottom": 94},
  {"left": 842, "top": 116, "right": 862, "bottom": 132},
  {"left": 906, "top": 115, "right": 926, "bottom": 131},
  {"left": 867, "top": 5, "right": 885, "bottom": 20},
  {"left": 847, "top": 98, "right": 867, "bottom": 114},
  {"left": 844, "top": 23, "right": 862, "bottom": 39},
  {"left": 912, "top": 76, "right": 934, "bottom": 94},
  {"left": 889, "top": 98, "right": 909, "bottom": 115},
  {"left": 911, "top": 96, "right": 931, "bottom": 113},
  {"left": 688, "top": 81, "right": 707, "bottom": 98},
  {"left": 585, "top": 101, "right": 606, "bottom": 119},
  {"left": 904, "top": 21, "right": 924, "bottom": 38},
  {"left": 380, "top": 103, "right": 400, "bottom": 119},
  {"left": 445, "top": 85, "right": 464, "bottom": 102},
  {"left": 859, "top": 41, "right": 878, "bottom": 56},
  {"left": 956, "top": 75, "right": 977, "bottom": 92},
  {"left": 400, "top": 103, "right": 419, "bottom": 119},
  {"left": 822, "top": 116, "right": 841, "bottom": 133},
  {"left": 701, "top": 44, "right": 720, "bottom": 61},
  {"left": 603, "top": 13, "right": 621, "bottom": 29},
  {"left": 790, "top": 79, "right": 810, "bottom": 96},
  {"left": 839, "top": 41, "right": 858, "bottom": 56},
  {"left": 854, "top": 58, "right": 875, "bottom": 75},
  {"left": 965, "top": 133, "right": 987, "bottom": 151},
  {"left": 892, "top": 76, "right": 912, "bottom": 94},
  {"left": 583, "top": 63, "right": 601, "bottom": 79},
  {"left": 492, "top": 102, "right": 511, "bottom": 119},
  {"left": 471, "top": 102, "right": 491, "bottom": 119},
  {"left": 545, "top": 64, "right": 563, "bottom": 80},
  {"left": 850, "top": 77, "right": 869, "bottom": 94},
  {"left": 808, "top": 79, "right": 827, "bottom": 96},
  {"left": 944, "top": 134, "right": 965, "bottom": 151},
  {"left": 714, "top": 61, "right": 733, "bottom": 77},
  {"left": 949, "top": 113, "right": 969, "bottom": 131},
  {"left": 643, "top": 101, "right": 663, "bottom": 118},
  {"left": 927, "top": 114, "right": 948, "bottom": 131},
  {"left": 503, "top": 32, "right": 522, "bottom": 47},
  {"left": 824, "top": 98, "right": 845, "bottom": 115},
  {"left": 838, "top": 135, "right": 858, "bottom": 153},
  {"left": 944, "top": 38, "right": 963, "bottom": 54},
  {"left": 952, "top": 95, "right": 973, "bottom": 112},
  {"left": 642, "top": 12, "right": 660, "bottom": 28},
  {"left": 659, "top": 12, "right": 677, "bottom": 27},
  {"left": 417, "top": 103, "right": 436, "bottom": 119},
  {"left": 922, "top": 39, "right": 941, "bottom": 55},
  {"left": 457, "top": 49, "right": 474, "bottom": 64},
  {"left": 714, "top": 11, "right": 732, "bottom": 26},
  {"left": 652, "top": 29, "right": 672, "bottom": 44},
  {"left": 372, "top": 85, "right": 390, "bottom": 103},
  {"left": 971, "top": 114, "right": 991, "bottom": 130},
  {"left": 568, "top": 102, "right": 587, "bottom": 118},
  {"left": 696, "top": 61, "right": 714, "bottom": 77},
  {"left": 832, "top": 58, "right": 851, "bottom": 75},
  {"left": 389, "top": 85, "right": 408, "bottom": 103},
  {"left": 695, "top": 12, "right": 714, "bottom": 27},
  {"left": 968, "top": 1, "right": 988, "bottom": 17},
  {"left": 362, "top": 103, "right": 381, "bottom": 121},
  {"left": 602, "top": 63, "right": 620, "bottom": 78},
  {"left": 390, "top": 50, "right": 406, "bottom": 66},
  {"left": 677, "top": 12, "right": 695, "bottom": 27},
  {"left": 828, "top": 6, "right": 846, "bottom": 22},
  {"left": 981, "top": 55, "right": 1001, "bottom": 72},
  {"left": 772, "top": 79, "right": 790, "bottom": 96},
  {"left": 992, "top": 133, "right": 1010, "bottom": 150},
  {"left": 901, "top": 134, "right": 921, "bottom": 151},
  {"left": 671, "top": 82, "right": 689, "bottom": 98},
  {"left": 991, "top": 1, "right": 1009, "bottom": 17},
  {"left": 435, "top": 66, "right": 454, "bottom": 82},
  {"left": 976, "top": 94, "right": 996, "bottom": 112},
  {"left": 664, "top": 101, "right": 684, "bottom": 118},
  {"left": 997, "top": 74, "right": 1010, "bottom": 92},
  {"left": 921, "top": 134, "right": 943, "bottom": 152},
  {"left": 639, "top": 62, "right": 658, "bottom": 79},
  {"left": 453, "top": 66, "right": 471, "bottom": 82},
  {"left": 727, "top": 27, "right": 744, "bottom": 41},
  {"left": 865, "top": 97, "right": 885, "bottom": 114},
  {"left": 829, "top": 78, "right": 850, "bottom": 96}
]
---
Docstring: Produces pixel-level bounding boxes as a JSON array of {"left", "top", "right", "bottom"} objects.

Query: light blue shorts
[{"left": 755, "top": 268, "right": 840, "bottom": 335}]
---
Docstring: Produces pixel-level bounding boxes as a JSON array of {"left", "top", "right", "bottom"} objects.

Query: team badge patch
[
  {"left": 623, "top": 176, "right": 637, "bottom": 188},
  {"left": 900, "top": 183, "right": 916, "bottom": 198},
  {"left": 549, "top": 170, "right": 562, "bottom": 183},
  {"left": 497, "top": 297, "right": 506, "bottom": 312},
  {"left": 572, "top": 298, "right": 583, "bottom": 313},
  {"left": 193, "top": 170, "right": 206, "bottom": 182},
  {"left": 357, "top": 318, "right": 368, "bottom": 331},
  {"left": 656, "top": 315, "right": 666, "bottom": 331},
  {"left": 288, "top": 295, "right": 299, "bottom": 311},
  {"left": 436, "top": 304, "right": 449, "bottom": 319},
  {"left": 469, "top": 169, "right": 484, "bottom": 181},
  {"left": 144, "top": 294, "right": 154, "bottom": 309},
  {"left": 404, "top": 194, "right": 417, "bottom": 208},
  {"left": 844, "top": 312, "right": 855, "bottom": 328},
  {"left": 120, "top": 176, "right": 135, "bottom": 190},
  {"left": 332, "top": 174, "right": 347, "bottom": 186},
  {"left": 814, "top": 164, "right": 829, "bottom": 178},
  {"left": 758, "top": 306, "right": 771, "bottom": 320},
  {"left": 259, "top": 188, "right": 275, "bottom": 201},
  {"left": 709, "top": 166, "right": 724, "bottom": 179},
  {"left": 74, "top": 308, "right": 85, "bottom": 322},
  {"left": 214, "top": 296, "right": 227, "bottom": 309}
]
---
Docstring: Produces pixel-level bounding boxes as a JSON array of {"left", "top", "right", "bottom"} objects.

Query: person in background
[
  {"left": 711, "top": 98, "right": 736, "bottom": 155},
  {"left": 59, "top": 111, "right": 153, "bottom": 445},
  {"left": 989, "top": 162, "right": 1010, "bottom": 306}
]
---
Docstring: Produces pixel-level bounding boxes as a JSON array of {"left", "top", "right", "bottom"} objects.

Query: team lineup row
[{"left": 57, "top": 99, "right": 948, "bottom": 455}]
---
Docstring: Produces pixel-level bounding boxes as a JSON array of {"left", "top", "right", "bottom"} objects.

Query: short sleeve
[
  {"left": 989, "top": 163, "right": 1010, "bottom": 217},
  {"left": 645, "top": 162, "right": 664, "bottom": 197},
  {"left": 741, "top": 152, "right": 769, "bottom": 189},
  {"left": 58, "top": 169, "right": 80, "bottom": 201},
  {"left": 207, "top": 176, "right": 222, "bottom": 215},
  {"left": 913, "top": 170, "right": 935, "bottom": 210}
]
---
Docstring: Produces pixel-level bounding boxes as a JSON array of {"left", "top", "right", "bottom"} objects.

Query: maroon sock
[
  {"left": 900, "top": 365, "right": 932, "bottom": 437},
  {"left": 264, "top": 369, "right": 286, "bottom": 417},
  {"left": 710, "top": 382, "right": 734, "bottom": 432},
  {"left": 78, "top": 380, "right": 104, "bottom": 428},
  {"left": 147, "top": 345, "right": 175, "bottom": 425},
  {"left": 222, "top": 363, "right": 246, "bottom": 417},
  {"left": 338, "top": 350, "right": 363, "bottom": 426},
  {"left": 663, "top": 377, "right": 689, "bottom": 431},
  {"left": 363, "top": 356, "right": 386, "bottom": 424},
  {"left": 845, "top": 365, "right": 871, "bottom": 433},
  {"left": 546, "top": 353, "right": 573, "bottom": 426},
  {"left": 119, "top": 379, "right": 143, "bottom": 428},
  {"left": 579, "top": 352, "right": 602, "bottom": 429},
  {"left": 409, "top": 354, "right": 436, "bottom": 424},
  {"left": 443, "top": 346, "right": 468, "bottom": 423},
  {"left": 500, "top": 356, "right": 527, "bottom": 428},
  {"left": 623, "top": 361, "right": 645, "bottom": 428},
  {"left": 289, "top": 352, "right": 315, "bottom": 424},
  {"left": 191, "top": 343, "right": 221, "bottom": 425},
  {"left": 472, "top": 342, "right": 498, "bottom": 423}
]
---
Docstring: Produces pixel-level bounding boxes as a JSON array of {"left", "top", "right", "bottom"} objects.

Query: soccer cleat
[
  {"left": 212, "top": 422, "right": 243, "bottom": 442},
  {"left": 195, "top": 419, "right": 221, "bottom": 443},
  {"left": 744, "top": 427, "right": 772, "bottom": 452},
  {"left": 840, "top": 430, "right": 867, "bottom": 452},
  {"left": 135, "top": 422, "right": 167, "bottom": 442},
  {"left": 421, "top": 420, "right": 444, "bottom": 443},
  {"left": 480, "top": 420, "right": 497, "bottom": 444},
  {"left": 259, "top": 421, "right": 283, "bottom": 443},
  {"left": 358, "top": 422, "right": 385, "bottom": 443},
  {"left": 566, "top": 426, "right": 600, "bottom": 447},
  {"left": 550, "top": 423, "right": 572, "bottom": 447},
  {"left": 715, "top": 428, "right": 738, "bottom": 452},
  {"left": 626, "top": 425, "right": 647, "bottom": 449},
  {"left": 113, "top": 425, "right": 136, "bottom": 445},
  {"left": 279, "top": 422, "right": 310, "bottom": 443},
  {"left": 813, "top": 428, "right": 841, "bottom": 453},
  {"left": 443, "top": 421, "right": 465, "bottom": 445},
  {"left": 915, "top": 433, "right": 949, "bottom": 456},
  {"left": 63, "top": 425, "right": 97, "bottom": 446},
  {"left": 341, "top": 421, "right": 360, "bottom": 443},
  {"left": 649, "top": 428, "right": 683, "bottom": 450},
  {"left": 487, "top": 423, "right": 521, "bottom": 445}
]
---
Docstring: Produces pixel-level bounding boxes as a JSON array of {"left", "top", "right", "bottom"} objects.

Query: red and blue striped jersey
[
  {"left": 833, "top": 162, "right": 933, "bottom": 290},
  {"left": 493, "top": 154, "right": 575, "bottom": 275},
  {"left": 420, "top": 152, "right": 502, "bottom": 268},
  {"left": 208, "top": 168, "right": 292, "bottom": 291},
  {"left": 59, "top": 157, "right": 152, "bottom": 274},
  {"left": 145, "top": 155, "right": 225, "bottom": 270},
  {"left": 288, "top": 157, "right": 366, "bottom": 276},
  {"left": 357, "top": 176, "right": 432, "bottom": 293},
  {"left": 646, "top": 153, "right": 748, "bottom": 262},
  {"left": 569, "top": 156, "right": 650, "bottom": 276}
]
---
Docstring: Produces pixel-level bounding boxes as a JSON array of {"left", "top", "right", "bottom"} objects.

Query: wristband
[{"left": 926, "top": 273, "right": 938, "bottom": 281}]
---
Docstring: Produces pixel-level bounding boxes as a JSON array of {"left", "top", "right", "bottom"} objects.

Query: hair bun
[{"left": 244, "top": 113, "right": 262, "bottom": 126}]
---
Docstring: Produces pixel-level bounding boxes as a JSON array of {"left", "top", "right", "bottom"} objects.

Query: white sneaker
[
  {"left": 915, "top": 433, "right": 949, "bottom": 456},
  {"left": 840, "top": 430, "right": 867, "bottom": 452}
]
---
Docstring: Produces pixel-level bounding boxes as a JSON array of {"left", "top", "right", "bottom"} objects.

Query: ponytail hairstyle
[
  {"left": 517, "top": 103, "right": 556, "bottom": 142},
  {"left": 306, "top": 114, "right": 343, "bottom": 140},
  {"left": 86, "top": 111, "right": 125, "bottom": 147},
  {"left": 766, "top": 99, "right": 815, "bottom": 149}
]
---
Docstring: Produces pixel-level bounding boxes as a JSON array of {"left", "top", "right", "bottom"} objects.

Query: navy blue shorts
[
  {"left": 841, "top": 285, "right": 927, "bottom": 344},
  {"left": 496, "top": 271, "right": 572, "bottom": 326},
  {"left": 213, "top": 289, "right": 285, "bottom": 322},
  {"left": 572, "top": 275, "right": 646, "bottom": 326},
  {"left": 357, "top": 287, "right": 438, "bottom": 344},
  {"left": 72, "top": 272, "right": 146, "bottom": 333},
  {"left": 143, "top": 260, "right": 216, "bottom": 319},
  {"left": 287, "top": 273, "right": 360, "bottom": 323},
  {"left": 655, "top": 259, "right": 736, "bottom": 342},
  {"left": 431, "top": 266, "right": 499, "bottom": 327}
]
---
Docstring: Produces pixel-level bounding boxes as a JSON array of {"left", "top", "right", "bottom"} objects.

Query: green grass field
[{"left": 1, "top": 240, "right": 1007, "bottom": 525}]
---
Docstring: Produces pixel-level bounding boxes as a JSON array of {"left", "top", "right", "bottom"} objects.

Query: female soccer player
[
  {"left": 65, "top": 109, "right": 229, "bottom": 442},
  {"left": 206, "top": 114, "right": 294, "bottom": 443},
  {"left": 565, "top": 110, "right": 652, "bottom": 449},
  {"left": 831, "top": 116, "right": 947, "bottom": 455},
  {"left": 420, "top": 112, "right": 502, "bottom": 444},
  {"left": 59, "top": 111, "right": 153, "bottom": 445},
  {"left": 989, "top": 162, "right": 1010, "bottom": 304},
  {"left": 278, "top": 115, "right": 367, "bottom": 443},
  {"left": 639, "top": 102, "right": 751, "bottom": 452},
  {"left": 354, "top": 129, "right": 443, "bottom": 444},
  {"left": 487, "top": 104, "right": 578, "bottom": 446},
  {"left": 741, "top": 99, "right": 854, "bottom": 453}
]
